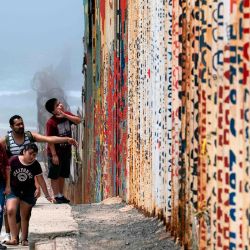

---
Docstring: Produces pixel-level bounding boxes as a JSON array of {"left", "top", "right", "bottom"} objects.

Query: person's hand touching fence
[{"left": 67, "top": 138, "right": 78, "bottom": 147}]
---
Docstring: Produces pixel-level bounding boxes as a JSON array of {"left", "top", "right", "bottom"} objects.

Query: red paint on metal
[
  {"left": 100, "top": 0, "right": 106, "bottom": 33},
  {"left": 230, "top": 0, "right": 237, "bottom": 13},
  {"left": 120, "top": 0, "right": 126, "bottom": 23},
  {"left": 120, "top": 0, "right": 126, "bottom": 37},
  {"left": 104, "top": 68, "right": 115, "bottom": 196},
  {"left": 147, "top": 69, "right": 151, "bottom": 78}
]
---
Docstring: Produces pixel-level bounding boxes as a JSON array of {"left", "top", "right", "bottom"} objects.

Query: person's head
[
  {"left": 21, "top": 143, "right": 38, "bottom": 164},
  {"left": 9, "top": 115, "right": 24, "bottom": 134},
  {"left": 45, "top": 98, "right": 64, "bottom": 114}
]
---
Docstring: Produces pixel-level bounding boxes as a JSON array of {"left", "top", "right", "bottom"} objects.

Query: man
[
  {"left": 0, "top": 114, "right": 77, "bottom": 242},
  {"left": 0, "top": 115, "right": 77, "bottom": 152},
  {"left": 45, "top": 98, "right": 81, "bottom": 204}
]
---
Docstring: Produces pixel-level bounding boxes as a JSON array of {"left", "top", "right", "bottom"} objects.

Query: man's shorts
[
  {"left": 47, "top": 150, "right": 71, "bottom": 179},
  {"left": 6, "top": 190, "right": 37, "bottom": 206}
]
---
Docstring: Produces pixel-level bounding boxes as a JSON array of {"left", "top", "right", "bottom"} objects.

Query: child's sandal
[{"left": 21, "top": 240, "right": 29, "bottom": 246}]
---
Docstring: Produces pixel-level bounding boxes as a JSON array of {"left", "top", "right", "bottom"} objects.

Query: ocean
[
  {"left": 0, "top": 55, "right": 83, "bottom": 137},
  {"left": 0, "top": 0, "right": 84, "bottom": 138},
  {"left": 0, "top": 81, "right": 82, "bottom": 137}
]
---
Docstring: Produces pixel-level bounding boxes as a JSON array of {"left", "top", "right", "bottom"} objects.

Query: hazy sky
[{"left": 0, "top": 1, "right": 84, "bottom": 136}]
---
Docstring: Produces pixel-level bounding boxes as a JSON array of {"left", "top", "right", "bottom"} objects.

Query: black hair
[
  {"left": 20, "top": 143, "right": 38, "bottom": 155},
  {"left": 9, "top": 115, "right": 23, "bottom": 126},
  {"left": 45, "top": 98, "right": 58, "bottom": 114}
]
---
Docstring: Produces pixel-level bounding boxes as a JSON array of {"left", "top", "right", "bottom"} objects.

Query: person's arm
[
  {"left": 48, "top": 143, "right": 59, "bottom": 165},
  {"left": 4, "top": 166, "right": 11, "bottom": 195},
  {"left": 55, "top": 110, "right": 81, "bottom": 125},
  {"left": 2, "top": 144, "right": 11, "bottom": 194},
  {"left": 0, "top": 138, "right": 6, "bottom": 147},
  {"left": 31, "top": 132, "right": 78, "bottom": 146},
  {"left": 36, "top": 175, "right": 54, "bottom": 202},
  {"left": 34, "top": 176, "right": 41, "bottom": 198}
]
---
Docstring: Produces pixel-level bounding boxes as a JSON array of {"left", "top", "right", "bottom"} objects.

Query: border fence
[{"left": 65, "top": 1, "right": 250, "bottom": 249}]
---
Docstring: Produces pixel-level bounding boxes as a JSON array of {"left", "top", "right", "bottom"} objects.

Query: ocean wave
[
  {"left": 0, "top": 89, "right": 81, "bottom": 98},
  {"left": 0, "top": 90, "right": 31, "bottom": 97},
  {"left": 0, "top": 122, "right": 37, "bottom": 131},
  {"left": 0, "top": 123, "right": 9, "bottom": 130},
  {"left": 0, "top": 123, "right": 11, "bottom": 137}
]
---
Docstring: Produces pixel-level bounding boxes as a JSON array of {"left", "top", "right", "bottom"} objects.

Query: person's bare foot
[
  {"left": 4, "top": 238, "right": 19, "bottom": 245},
  {"left": 21, "top": 239, "right": 29, "bottom": 246}
]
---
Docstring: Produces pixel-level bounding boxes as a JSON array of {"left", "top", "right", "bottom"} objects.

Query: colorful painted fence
[{"left": 72, "top": 0, "right": 250, "bottom": 249}]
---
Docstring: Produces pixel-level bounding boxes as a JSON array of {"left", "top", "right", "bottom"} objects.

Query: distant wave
[
  {"left": 0, "top": 90, "right": 30, "bottom": 97},
  {"left": 0, "top": 123, "right": 11, "bottom": 137},
  {"left": 0, "top": 89, "right": 81, "bottom": 98},
  {"left": 0, "top": 123, "right": 37, "bottom": 138},
  {"left": 0, "top": 122, "right": 36, "bottom": 130},
  {"left": 0, "top": 123, "right": 9, "bottom": 130}
]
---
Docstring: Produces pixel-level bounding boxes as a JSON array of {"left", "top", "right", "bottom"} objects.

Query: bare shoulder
[{"left": 0, "top": 137, "right": 6, "bottom": 146}]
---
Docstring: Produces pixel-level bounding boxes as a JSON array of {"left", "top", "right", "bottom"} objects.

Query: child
[
  {"left": 45, "top": 98, "right": 81, "bottom": 203},
  {"left": 5, "top": 143, "right": 53, "bottom": 246}
]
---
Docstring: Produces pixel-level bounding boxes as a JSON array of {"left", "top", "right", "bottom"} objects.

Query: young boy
[{"left": 45, "top": 98, "right": 81, "bottom": 204}]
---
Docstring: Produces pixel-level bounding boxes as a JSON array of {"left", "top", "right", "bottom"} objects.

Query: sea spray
[{"left": 31, "top": 53, "right": 71, "bottom": 162}]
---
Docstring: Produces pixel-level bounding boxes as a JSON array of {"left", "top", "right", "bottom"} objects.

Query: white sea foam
[
  {"left": 0, "top": 123, "right": 10, "bottom": 137},
  {"left": 0, "top": 122, "right": 36, "bottom": 130},
  {"left": 0, "top": 122, "right": 37, "bottom": 136},
  {"left": 0, "top": 123, "right": 9, "bottom": 130},
  {"left": 0, "top": 90, "right": 31, "bottom": 97}
]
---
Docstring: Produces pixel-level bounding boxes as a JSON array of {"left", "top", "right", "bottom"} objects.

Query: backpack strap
[
  {"left": 25, "top": 131, "right": 35, "bottom": 143},
  {"left": 5, "top": 134, "right": 10, "bottom": 150},
  {"left": 5, "top": 132, "right": 12, "bottom": 158}
]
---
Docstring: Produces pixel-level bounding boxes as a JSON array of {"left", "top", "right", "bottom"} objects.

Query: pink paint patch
[{"left": 147, "top": 69, "right": 151, "bottom": 78}]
